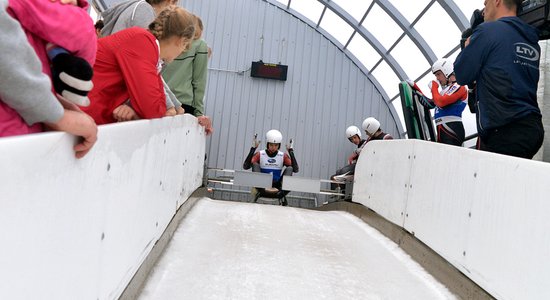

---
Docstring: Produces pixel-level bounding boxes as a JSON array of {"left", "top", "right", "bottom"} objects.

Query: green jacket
[{"left": 162, "top": 39, "right": 208, "bottom": 116}]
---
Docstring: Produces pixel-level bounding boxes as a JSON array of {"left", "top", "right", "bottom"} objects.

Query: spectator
[
  {"left": 82, "top": 6, "right": 195, "bottom": 125},
  {"left": 162, "top": 15, "right": 213, "bottom": 135},
  {"left": 454, "top": 0, "right": 544, "bottom": 159},
  {"left": 330, "top": 126, "right": 367, "bottom": 194},
  {"left": 243, "top": 130, "right": 299, "bottom": 205},
  {"left": 94, "top": 19, "right": 104, "bottom": 38},
  {"left": 362, "top": 117, "right": 393, "bottom": 141},
  {"left": 407, "top": 58, "right": 467, "bottom": 146},
  {"left": 101, "top": 0, "right": 178, "bottom": 36},
  {"left": 101, "top": 0, "right": 183, "bottom": 119},
  {"left": 0, "top": 0, "right": 97, "bottom": 158}
]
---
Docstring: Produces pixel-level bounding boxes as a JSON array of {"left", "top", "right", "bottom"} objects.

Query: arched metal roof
[{"left": 269, "top": 0, "right": 479, "bottom": 136}]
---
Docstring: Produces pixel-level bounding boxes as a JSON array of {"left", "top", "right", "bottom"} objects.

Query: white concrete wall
[
  {"left": 0, "top": 115, "right": 205, "bottom": 300},
  {"left": 354, "top": 140, "right": 550, "bottom": 300}
]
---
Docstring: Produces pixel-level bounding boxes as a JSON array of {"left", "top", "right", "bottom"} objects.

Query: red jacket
[{"left": 83, "top": 27, "right": 166, "bottom": 124}]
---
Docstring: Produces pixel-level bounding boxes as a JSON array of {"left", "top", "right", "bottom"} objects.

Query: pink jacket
[{"left": 0, "top": 0, "right": 96, "bottom": 137}]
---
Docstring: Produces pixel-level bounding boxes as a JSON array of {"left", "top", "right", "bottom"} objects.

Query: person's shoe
[{"left": 281, "top": 198, "right": 288, "bottom": 206}]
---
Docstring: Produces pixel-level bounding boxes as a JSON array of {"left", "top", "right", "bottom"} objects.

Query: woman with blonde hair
[{"left": 83, "top": 6, "right": 195, "bottom": 124}]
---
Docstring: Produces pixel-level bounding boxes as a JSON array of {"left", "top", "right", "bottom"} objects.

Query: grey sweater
[
  {"left": 0, "top": 0, "right": 63, "bottom": 125},
  {"left": 101, "top": 0, "right": 155, "bottom": 36}
]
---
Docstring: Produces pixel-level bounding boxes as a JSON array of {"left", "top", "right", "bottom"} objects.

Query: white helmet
[
  {"left": 431, "top": 58, "right": 454, "bottom": 78},
  {"left": 345, "top": 126, "right": 361, "bottom": 139},
  {"left": 362, "top": 117, "right": 380, "bottom": 135},
  {"left": 265, "top": 129, "right": 283, "bottom": 144}
]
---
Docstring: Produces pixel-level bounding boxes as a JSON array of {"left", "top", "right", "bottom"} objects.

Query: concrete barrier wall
[
  {"left": 0, "top": 115, "right": 205, "bottom": 300},
  {"left": 354, "top": 140, "right": 550, "bottom": 300}
]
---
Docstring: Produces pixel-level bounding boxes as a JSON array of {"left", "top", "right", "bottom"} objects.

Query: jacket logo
[
  {"left": 268, "top": 159, "right": 276, "bottom": 163},
  {"left": 445, "top": 85, "right": 459, "bottom": 95},
  {"left": 515, "top": 43, "right": 539, "bottom": 61}
]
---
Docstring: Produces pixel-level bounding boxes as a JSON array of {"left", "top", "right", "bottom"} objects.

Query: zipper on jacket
[{"left": 476, "top": 101, "right": 484, "bottom": 133}]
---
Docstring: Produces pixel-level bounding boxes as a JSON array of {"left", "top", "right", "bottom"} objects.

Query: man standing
[{"left": 454, "top": 0, "right": 544, "bottom": 159}]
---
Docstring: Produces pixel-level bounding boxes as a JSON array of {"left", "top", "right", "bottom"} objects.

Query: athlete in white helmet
[
  {"left": 330, "top": 125, "right": 368, "bottom": 195},
  {"left": 406, "top": 58, "right": 467, "bottom": 146},
  {"left": 243, "top": 129, "right": 299, "bottom": 205},
  {"left": 344, "top": 125, "right": 366, "bottom": 164},
  {"left": 362, "top": 117, "right": 393, "bottom": 141}
]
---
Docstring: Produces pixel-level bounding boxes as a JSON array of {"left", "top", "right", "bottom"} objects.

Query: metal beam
[
  {"left": 436, "top": 0, "right": 470, "bottom": 32},
  {"left": 375, "top": 0, "right": 438, "bottom": 65},
  {"left": 90, "top": 0, "right": 108, "bottom": 12},
  {"left": 317, "top": 0, "right": 408, "bottom": 80}
]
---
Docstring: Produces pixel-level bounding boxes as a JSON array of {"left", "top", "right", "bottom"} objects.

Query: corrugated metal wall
[{"left": 181, "top": 0, "right": 399, "bottom": 181}]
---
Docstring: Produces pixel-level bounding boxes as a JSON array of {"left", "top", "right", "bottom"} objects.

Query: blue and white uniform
[
  {"left": 259, "top": 150, "right": 285, "bottom": 181},
  {"left": 433, "top": 83, "right": 467, "bottom": 126}
]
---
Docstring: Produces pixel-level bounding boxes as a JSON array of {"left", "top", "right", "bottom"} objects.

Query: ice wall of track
[
  {"left": 0, "top": 115, "right": 205, "bottom": 300},
  {"left": 354, "top": 140, "right": 550, "bottom": 300}
]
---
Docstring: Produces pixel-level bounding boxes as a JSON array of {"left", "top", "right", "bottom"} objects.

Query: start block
[{"left": 282, "top": 176, "right": 321, "bottom": 194}]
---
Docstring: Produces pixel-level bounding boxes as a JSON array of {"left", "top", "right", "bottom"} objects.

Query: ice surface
[{"left": 139, "top": 198, "right": 455, "bottom": 299}]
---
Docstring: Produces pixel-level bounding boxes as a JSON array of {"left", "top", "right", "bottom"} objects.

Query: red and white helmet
[
  {"left": 431, "top": 58, "right": 454, "bottom": 78},
  {"left": 345, "top": 126, "right": 361, "bottom": 139}
]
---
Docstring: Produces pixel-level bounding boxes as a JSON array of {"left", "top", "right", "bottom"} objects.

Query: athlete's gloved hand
[
  {"left": 417, "top": 95, "right": 435, "bottom": 109},
  {"left": 286, "top": 138, "right": 294, "bottom": 151},
  {"left": 428, "top": 80, "right": 439, "bottom": 91},
  {"left": 406, "top": 79, "right": 424, "bottom": 94},
  {"left": 252, "top": 134, "right": 260, "bottom": 148},
  {"left": 347, "top": 152, "right": 358, "bottom": 165}
]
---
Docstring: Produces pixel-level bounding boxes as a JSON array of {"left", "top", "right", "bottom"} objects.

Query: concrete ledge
[
  {"left": 314, "top": 201, "right": 494, "bottom": 300},
  {"left": 119, "top": 188, "right": 209, "bottom": 300}
]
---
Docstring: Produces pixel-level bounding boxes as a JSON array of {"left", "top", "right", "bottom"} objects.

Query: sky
[{"left": 138, "top": 198, "right": 457, "bottom": 299}]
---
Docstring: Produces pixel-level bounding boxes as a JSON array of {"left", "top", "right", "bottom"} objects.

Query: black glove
[{"left": 49, "top": 48, "right": 93, "bottom": 106}]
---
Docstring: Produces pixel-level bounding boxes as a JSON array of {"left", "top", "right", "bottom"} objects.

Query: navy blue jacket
[{"left": 454, "top": 17, "right": 541, "bottom": 136}]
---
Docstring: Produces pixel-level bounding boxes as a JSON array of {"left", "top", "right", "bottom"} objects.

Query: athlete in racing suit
[
  {"left": 243, "top": 129, "right": 299, "bottom": 205},
  {"left": 408, "top": 58, "right": 467, "bottom": 146},
  {"left": 330, "top": 126, "right": 366, "bottom": 192}
]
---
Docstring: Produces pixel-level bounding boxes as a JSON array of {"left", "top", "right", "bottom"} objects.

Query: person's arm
[
  {"left": 0, "top": 0, "right": 63, "bottom": 125},
  {"left": 197, "top": 115, "right": 213, "bottom": 135},
  {"left": 162, "top": 78, "right": 178, "bottom": 110},
  {"left": 116, "top": 36, "right": 167, "bottom": 119},
  {"left": 431, "top": 83, "right": 468, "bottom": 107},
  {"left": 191, "top": 40, "right": 209, "bottom": 116},
  {"left": 284, "top": 151, "right": 299, "bottom": 173},
  {"left": 243, "top": 150, "right": 259, "bottom": 170},
  {"left": 45, "top": 108, "right": 97, "bottom": 158},
  {"left": 112, "top": 104, "right": 139, "bottom": 122},
  {"left": 347, "top": 152, "right": 358, "bottom": 165},
  {"left": 454, "top": 25, "right": 491, "bottom": 86},
  {"left": 406, "top": 80, "right": 435, "bottom": 109},
  {"left": 8, "top": 0, "right": 97, "bottom": 65}
]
